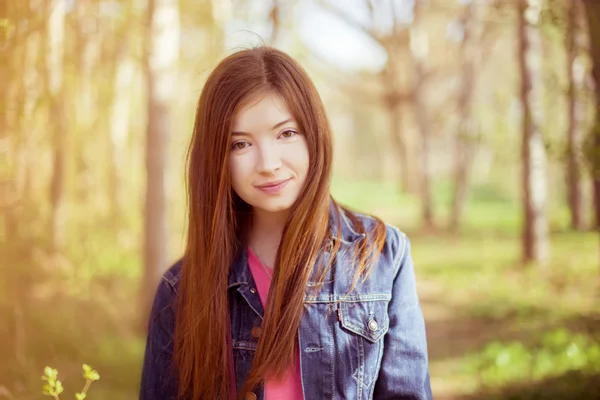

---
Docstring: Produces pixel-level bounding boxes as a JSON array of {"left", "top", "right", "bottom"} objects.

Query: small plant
[{"left": 42, "top": 364, "right": 100, "bottom": 400}]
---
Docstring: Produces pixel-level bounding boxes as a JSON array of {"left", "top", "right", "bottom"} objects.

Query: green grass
[{"left": 414, "top": 231, "right": 599, "bottom": 321}]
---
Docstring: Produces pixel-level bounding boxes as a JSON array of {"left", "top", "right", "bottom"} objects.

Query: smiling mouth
[
  {"left": 255, "top": 178, "right": 292, "bottom": 194},
  {"left": 256, "top": 178, "right": 291, "bottom": 189}
]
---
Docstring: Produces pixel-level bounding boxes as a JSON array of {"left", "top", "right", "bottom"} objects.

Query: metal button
[
  {"left": 250, "top": 287, "right": 256, "bottom": 294},
  {"left": 368, "top": 318, "right": 379, "bottom": 332},
  {"left": 245, "top": 392, "right": 257, "bottom": 400},
  {"left": 251, "top": 326, "right": 261, "bottom": 338}
]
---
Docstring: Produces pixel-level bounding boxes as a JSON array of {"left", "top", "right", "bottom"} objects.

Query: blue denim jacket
[{"left": 140, "top": 206, "right": 433, "bottom": 399}]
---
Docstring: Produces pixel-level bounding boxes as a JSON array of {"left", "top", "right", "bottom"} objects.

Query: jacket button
[
  {"left": 368, "top": 318, "right": 379, "bottom": 331},
  {"left": 245, "top": 392, "right": 257, "bottom": 400},
  {"left": 250, "top": 287, "right": 256, "bottom": 294},
  {"left": 251, "top": 326, "right": 261, "bottom": 338}
]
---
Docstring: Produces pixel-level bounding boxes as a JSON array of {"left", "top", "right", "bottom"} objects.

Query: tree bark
[
  {"left": 109, "top": 44, "right": 135, "bottom": 221},
  {"left": 450, "top": 1, "right": 479, "bottom": 232},
  {"left": 141, "top": 0, "right": 179, "bottom": 329},
  {"left": 566, "top": 0, "right": 586, "bottom": 231},
  {"left": 382, "top": 73, "right": 410, "bottom": 194},
  {"left": 268, "top": 0, "right": 280, "bottom": 46},
  {"left": 517, "top": 0, "right": 549, "bottom": 265},
  {"left": 380, "top": 33, "right": 412, "bottom": 195},
  {"left": 583, "top": 1, "right": 600, "bottom": 269},
  {"left": 411, "top": 1, "right": 434, "bottom": 230},
  {"left": 46, "top": 0, "right": 67, "bottom": 252}
]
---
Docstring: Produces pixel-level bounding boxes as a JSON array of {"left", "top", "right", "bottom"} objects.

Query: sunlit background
[{"left": 3, "top": 0, "right": 600, "bottom": 399}]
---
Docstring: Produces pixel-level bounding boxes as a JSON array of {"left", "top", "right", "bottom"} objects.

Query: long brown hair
[{"left": 175, "top": 46, "right": 386, "bottom": 399}]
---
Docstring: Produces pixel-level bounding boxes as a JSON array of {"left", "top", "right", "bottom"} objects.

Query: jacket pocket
[
  {"left": 337, "top": 299, "right": 391, "bottom": 397},
  {"left": 338, "top": 299, "right": 390, "bottom": 343}
]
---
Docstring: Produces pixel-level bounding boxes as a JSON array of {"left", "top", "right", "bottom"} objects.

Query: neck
[{"left": 248, "top": 207, "right": 289, "bottom": 268}]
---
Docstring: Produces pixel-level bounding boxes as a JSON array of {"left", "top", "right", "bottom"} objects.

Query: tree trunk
[
  {"left": 46, "top": 0, "right": 67, "bottom": 252},
  {"left": 109, "top": 45, "right": 135, "bottom": 221},
  {"left": 411, "top": 2, "right": 434, "bottom": 230},
  {"left": 566, "top": 0, "right": 586, "bottom": 231},
  {"left": 141, "top": 0, "right": 179, "bottom": 329},
  {"left": 73, "top": 0, "right": 100, "bottom": 205},
  {"left": 450, "top": 1, "right": 479, "bottom": 232},
  {"left": 517, "top": 0, "right": 549, "bottom": 265},
  {"left": 387, "top": 96, "right": 410, "bottom": 193},
  {"left": 381, "top": 45, "right": 411, "bottom": 195},
  {"left": 583, "top": 1, "right": 600, "bottom": 266},
  {"left": 268, "top": 0, "right": 280, "bottom": 46}
]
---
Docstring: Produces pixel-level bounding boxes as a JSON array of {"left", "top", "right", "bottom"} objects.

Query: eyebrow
[{"left": 232, "top": 118, "right": 295, "bottom": 136}]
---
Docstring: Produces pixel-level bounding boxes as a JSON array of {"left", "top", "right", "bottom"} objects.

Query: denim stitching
[
  {"left": 304, "top": 294, "right": 391, "bottom": 304},
  {"left": 340, "top": 302, "right": 389, "bottom": 343},
  {"left": 329, "top": 304, "right": 335, "bottom": 400},
  {"left": 369, "top": 332, "right": 386, "bottom": 400},
  {"left": 232, "top": 340, "right": 257, "bottom": 351},
  {"left": 304, "top": 347, "right": 323, "bottom": 353}
]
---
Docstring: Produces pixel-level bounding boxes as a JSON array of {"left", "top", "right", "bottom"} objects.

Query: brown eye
[
  {"left": 232, "top": 141, "right": 249, "bottom": 150},
  {"left": 280, "top": 130, "right": 297, "bottom": 139}
]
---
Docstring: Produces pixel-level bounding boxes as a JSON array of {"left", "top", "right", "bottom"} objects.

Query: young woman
[{"left": 140, "top": 46, "right": 432, "bottom": 400}]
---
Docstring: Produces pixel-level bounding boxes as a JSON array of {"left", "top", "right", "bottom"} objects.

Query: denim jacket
[{"left": 140, "top": 205, "right": 433, "bottom": 400}]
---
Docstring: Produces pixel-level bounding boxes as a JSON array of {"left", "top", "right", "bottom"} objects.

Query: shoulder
[
  {"left": 146, "top": 260, "right": 182, "bottom": 334},
  {"left": 345, "top": 209, "right": 410, "bottom": 272},
  {"left": 148, "top": 259, "right": 183, "bottom": 318},
  {"left": 161, "top": 258, "right": 183, "bottom": 294}
]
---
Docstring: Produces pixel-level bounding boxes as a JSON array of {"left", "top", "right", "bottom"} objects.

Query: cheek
[
  {"left": 229, "top": 157, "right": 247, "bottom": 194},
  {"left": 294, "top": 140, "right": 310, "bottom": 175}
]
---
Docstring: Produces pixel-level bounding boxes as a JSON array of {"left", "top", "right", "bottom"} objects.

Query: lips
[
  {"left": 256, "top": 178, "right": 291, "bottom": 188},
  {"left": 255, "top": 178, "right": 291, "bottom": 194}
]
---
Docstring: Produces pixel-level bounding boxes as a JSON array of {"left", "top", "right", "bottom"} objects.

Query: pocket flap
[{"left": 339, "top": 300, "right": 390, "bottom": 343}]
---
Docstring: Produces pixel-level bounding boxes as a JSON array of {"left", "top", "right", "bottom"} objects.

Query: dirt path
[{"left": 417, "top": 278, "right": 502, "bottom": 400}]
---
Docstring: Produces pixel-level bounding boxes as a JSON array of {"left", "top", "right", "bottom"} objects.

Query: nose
[{"left": 256, "top": 142, "right": 281, "bottom": 174}]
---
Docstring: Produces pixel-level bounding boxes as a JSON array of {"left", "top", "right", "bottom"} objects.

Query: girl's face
[{"left": 230, "top": 91, "right": 309, "bottom": 214}]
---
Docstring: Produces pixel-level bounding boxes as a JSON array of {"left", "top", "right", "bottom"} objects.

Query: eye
[
  {"left": 232, "top": 141, "right": 250, "bottom": 150},
  {"left": 280, "top": 129, "right": 297, "bottom": 139}
]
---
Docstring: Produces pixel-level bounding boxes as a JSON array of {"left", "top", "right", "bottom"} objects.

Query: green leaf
[
  {"left": 82, "top": 365, "right": 100, "bottom": 381},
  {"left": 76, "top": 392, "right": 87, "bottom": 400},
  {"left": 44, "top": 367, "right": 58, "bottom": 380},
  {"left": 88, "top": 370, "right": 100, "bottom": 381},
  {"left": 42, "top": 384, "right": 52, "bottom": 395},
  {"left": 55, "top": 380, "right": 64, "bottom": 395}
]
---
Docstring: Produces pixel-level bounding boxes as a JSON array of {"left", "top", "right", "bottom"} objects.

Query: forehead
[{"left": 232, "top": 91, "right": 294, "bottom": 132}]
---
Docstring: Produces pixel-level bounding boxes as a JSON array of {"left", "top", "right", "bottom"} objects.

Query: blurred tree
[
  {"left": 319, "top": 0, "right": 444, "bottom": 229},
  {"left": 565, "top": 0, "right": 587, "bottom": 231},
  {"left": 141, "top": 0, "right": 180, "bottom": 328},
  {"left": 412, "top": 0, "right": 434, "bottom": 229},
  {"left": 45, "top": 0, "right": 67, "bottom": 252},
  {"left": 450, "top": 0, "right": 481, "bottom": 232},
  {"left": 583, "top": 0, "right": 600, "bottom": 240},
  {"left": 517, "top": 0, "right": 549, "bottom": 264},
  {"left": 73, "top": 0, "right": 97, "bottom": 205},
  {"left": 318, "top": 0, "right": 417, "bottom": 196},
  {"left": 268, "top": 0, "right": 280, "bottom": 46},
  {"left": 106, "top": 2, "right": 137, "bottom": 222}
]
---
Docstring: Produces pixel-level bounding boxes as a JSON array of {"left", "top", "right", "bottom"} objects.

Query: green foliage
[
  {"left": 41, "top": 365, "right": 99, "bottom": 400},
  {"left": 82, "top": 365, "right": 100, "bottom": 383},
  {"left": 41, "top": 367, "right": 64, "bottom": 398},
  {"left": 471, "top": 329, "right": 600, "bottom": 386},
  {"left": 462, "top": 329, "right": 600, "bottom": 399},
  {"left": 0, "top": 18, "right": 14, "bottom": 41}
]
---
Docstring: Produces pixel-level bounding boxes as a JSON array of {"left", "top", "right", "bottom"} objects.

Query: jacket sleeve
[
  {"left": 139, "top": 277, "right": 179, "bottom": 400},
  {"left": 373, "top": 234, "right": 433, "bottom": 399}
]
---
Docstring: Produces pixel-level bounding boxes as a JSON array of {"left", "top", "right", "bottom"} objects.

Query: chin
[{"left": 253, "top": 197, "right": 297, "bottom": 214}]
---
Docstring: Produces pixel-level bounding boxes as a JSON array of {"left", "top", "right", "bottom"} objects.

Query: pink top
[{"left": 247, "top": 249, "right": 304, "bottom": 400}]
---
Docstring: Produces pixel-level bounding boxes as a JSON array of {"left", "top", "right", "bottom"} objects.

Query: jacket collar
[
  {"left": 328, "top": 199, "right": 367, "bottom": 245},
  {"left": 227, "top": 198, "right": 365, "bottom": 289}
]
